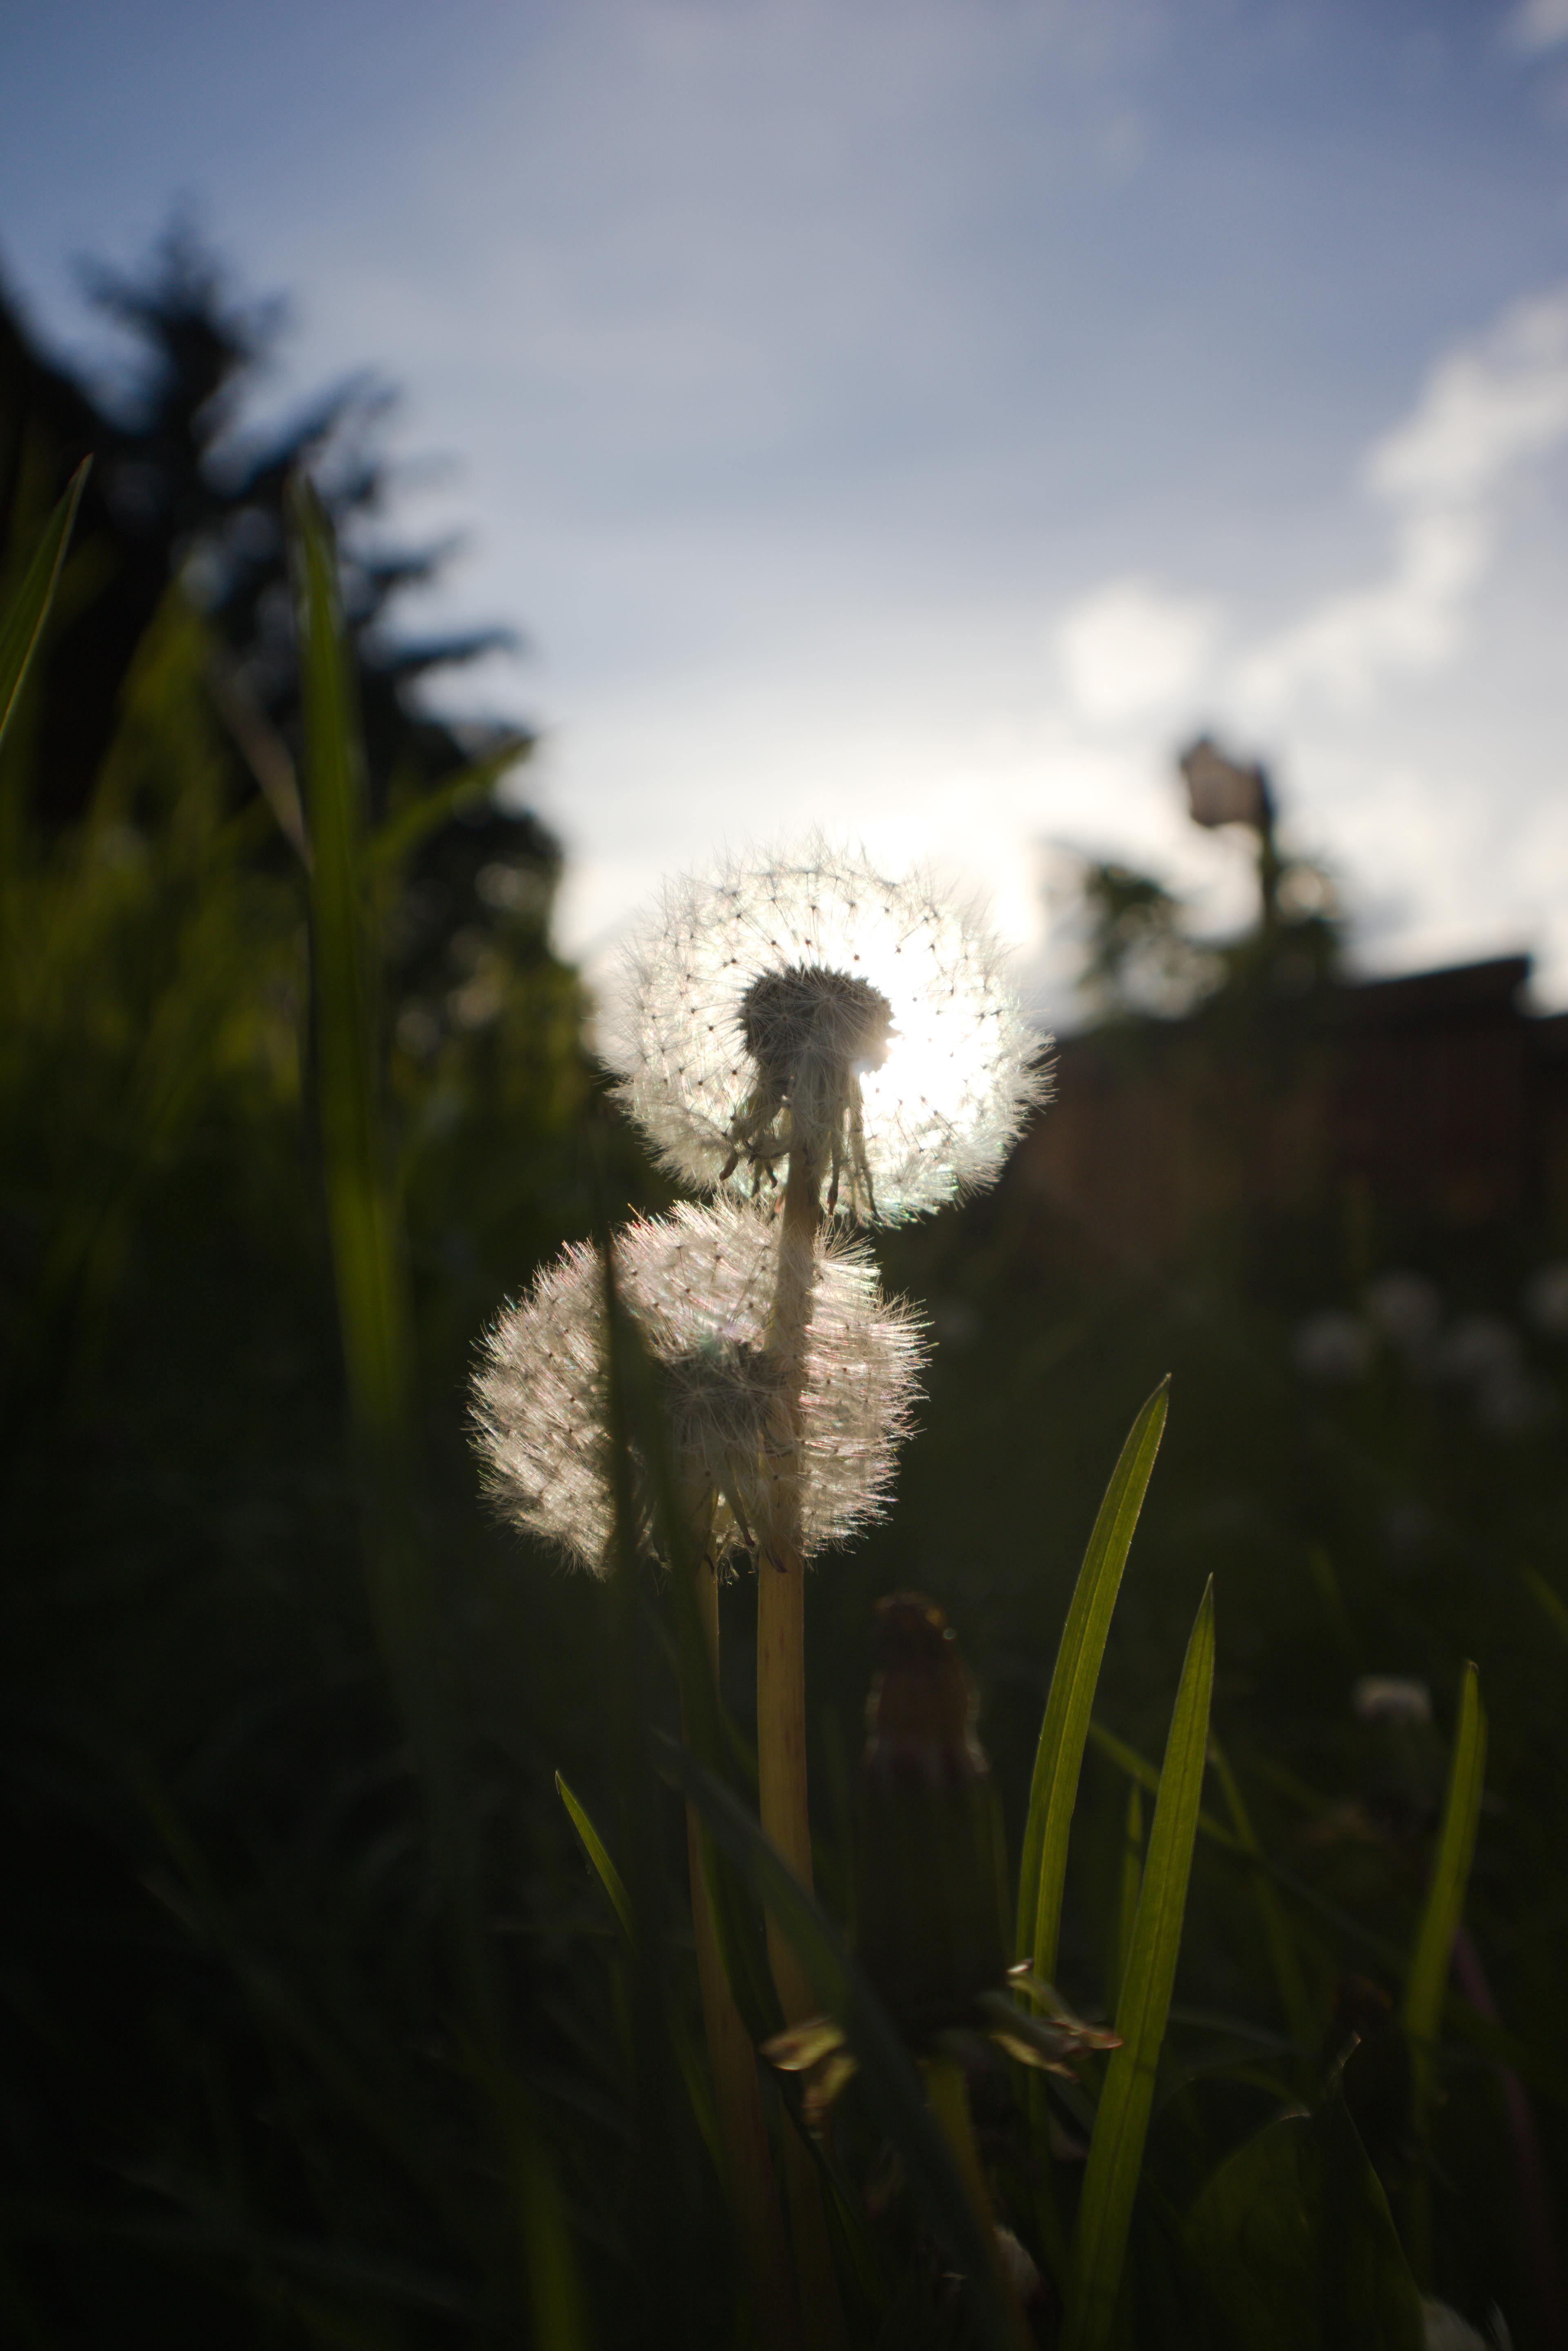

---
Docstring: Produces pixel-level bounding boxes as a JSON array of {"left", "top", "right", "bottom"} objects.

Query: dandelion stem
[
  {"left": 683, "top": 1555, "right": 801, "bottom": 2351},
  {"left": 757, "top": 1144, "right": 822, "bottom": 2021},
  {"left": 756, "top": 1145, "right": 850, "bottom": 2348}
]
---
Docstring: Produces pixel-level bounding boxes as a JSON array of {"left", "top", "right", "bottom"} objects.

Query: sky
[{"left": 4, "top": 0, "right": 1568, "bottom": 1017}]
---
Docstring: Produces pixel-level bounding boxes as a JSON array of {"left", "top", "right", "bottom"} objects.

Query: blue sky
[{"left": 5, "top": 0, "right": 1568, "bottom": 1011}]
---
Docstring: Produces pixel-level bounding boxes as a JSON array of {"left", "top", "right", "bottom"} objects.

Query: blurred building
[{"left": 1011, "top": 955, "right": 1568, "bottom": 1266}]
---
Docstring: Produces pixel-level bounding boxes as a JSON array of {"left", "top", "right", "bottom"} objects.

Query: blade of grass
[
  {"left": 1108, "top": 1781, "right": 1143, "bottom": 2018},
  {"left": 1404, "top": 1663, "right": 1486, "bottom": 2051},
  {"left": 1208, "top": 1732, "right": 1317, "bottom": 2065},
  {"left": 368, "top": 734, "right": 532, "bottom": 869},
  {"left": 1523, "top": 1567, "right": 1568, "bottom": 1653},
  {"left": 1087, "top": 1721, "right": 1241, "bottom": 1854},
  {"left": 0, "top": 457, "right": 89, "bottom": 753},
  {"left": 556, "top": 1771, "right": 635, "bottom": 1943},
  {"left": 1091, "top": 1734, "right": 1568, "bottom": 2111},
  {"left": 291, "top": 479, "right": 587, "bottom": 2344},
  {"left": 556, "top": 1771, "right": 722, "bottom": 2175},
  {"left": 1064, "top": 1577, "right": 1215, "bottom": 2351},
  {"left": 1018, "top": 1377, "right": 1169, "bottom": 1978},
  {"left": 666, "top": 1740, "right": 1025, "bottom": 2351},
  {"left": 289, "top": 477, "right": 416, "bottom": 1496},
  {"left": 1401, "top": 1661, "right": 1486, "bottom": 2289}
]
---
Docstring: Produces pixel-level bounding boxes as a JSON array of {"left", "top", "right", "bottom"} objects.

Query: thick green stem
[{"left": 684, "top": 1559, "right": 800, "bottom": 2351}]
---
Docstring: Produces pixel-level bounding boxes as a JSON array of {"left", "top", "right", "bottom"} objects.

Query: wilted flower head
[
  {"left": 471, "top": 1199, "right": 926, "bottom": 1575},
  {"left": 610, "top": 838, "right": 1047, "bottom": 1220}
]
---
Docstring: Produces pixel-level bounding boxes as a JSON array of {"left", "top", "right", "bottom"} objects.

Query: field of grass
[{"left": 2, "top": 441, "right": 1564, "bottom": 2349}]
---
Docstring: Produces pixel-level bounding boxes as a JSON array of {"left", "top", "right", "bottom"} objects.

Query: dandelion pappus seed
[{"left": 609, "top": 837, "right": 1049, "bottom": 1222}]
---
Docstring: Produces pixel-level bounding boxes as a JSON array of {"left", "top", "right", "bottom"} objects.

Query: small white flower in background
[
  {"left": 471, "top": 1199, "right": 927, "bottom": 1574},
  {"left": 609, "top": 838, "right": 1047, "bottom": 1220},
  {"left": 1365, "top": 1270, "right": 1444, "bottom": 1363},
  {"left": 1292, "top": 1309, "right": 1373, "bottom": 1385},
  {"left": 1428, "top": 1312, "right": 1556, "bottom": 1440},
  {"left": 1354, "top": 1675, "right": 1432, "bottom": 1728},
  {"left": 1433, "top": 1313, "right": 1520, "bottom": 1389}
]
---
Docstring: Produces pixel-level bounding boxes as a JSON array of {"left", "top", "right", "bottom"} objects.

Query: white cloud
[
  {"left": 1505, "top": 0, "right": 1568, "bottom": 56},
  {"left": 1056, "top": 575, "right": 1220, "bottom": 724},
  {"left": 1238, "top": 285, "right": 1568, "bottom": 712}
]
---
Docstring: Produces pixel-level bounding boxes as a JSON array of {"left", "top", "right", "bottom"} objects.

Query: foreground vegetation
[{"left": 2, "top": 262, "right": 1564, "bottom": 2347}]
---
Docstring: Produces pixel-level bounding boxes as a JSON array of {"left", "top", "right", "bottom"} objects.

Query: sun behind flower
[
  {"left": 471, "top": 1198, "right": 927, "bottom": 1573},
  {"left": 610, "top": 838, "right": 1048, "bottom": 1220}
]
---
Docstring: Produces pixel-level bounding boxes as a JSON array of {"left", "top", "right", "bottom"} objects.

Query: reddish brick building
[{"left": 1011, "top": 956, "right": 1568, "bottom": 1266}]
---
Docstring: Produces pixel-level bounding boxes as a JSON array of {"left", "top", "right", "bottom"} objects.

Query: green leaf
[
  {"left": 1087, "top": 1719, "right": 1242, "bottom": 1854},
  {"left": 289, "top": 477, "right": 416, "bottom": 1482},
  {"left": 1182, "top": 2089, "right": 1423, "bottom": 2351},
  {"left": 1403, "top": 1663, "right": 1486, "bottom": 2059},
  {"left": 1018, "top": 1377, "right": 1169, "bottom": 1977},
  {"left": 0, "top": 457, "right": 89, "bottom": 754},
  {"left": 556, "top": 1771, "right": 635, "bottom": 1944},
  {"left": 1064, "top": 1577, "right": 1214, "bottom": 2351},
  {"left": 1402, "top": 1661, "right": 1486, "bottom": 2287},
  {"left": 513, "top": 2124, "right": 595, "bottom": 2351},
  {"left": 665, "top": 1740, "right": 1023, "bottom": 2351},
  {"left": 1108, "top": 1781, "right": 1143, "bottom": 2018},
  {"left": 1523, "top": 1567, "right": 1568, "bottom": 1654},
  {"left": 1208, "top": 1732, "right": 1317, "bottom": 2062},
  {"left": 555, "top": 1769, "right": 720, "bottom": 2173}
]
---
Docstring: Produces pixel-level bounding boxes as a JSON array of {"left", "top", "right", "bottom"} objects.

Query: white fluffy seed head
[
  {"left": 471, "top": 1198, "right": 927, "bottom": 1575},
  {"left": 608, "top": 837, "right": 1049, "bottom": 1222}
]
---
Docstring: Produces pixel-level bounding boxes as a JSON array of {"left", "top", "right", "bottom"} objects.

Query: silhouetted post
[{"left": 1178, "top": 734, "right": 1279, "bottom": 935}]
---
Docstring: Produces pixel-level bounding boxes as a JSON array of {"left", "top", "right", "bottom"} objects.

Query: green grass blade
[
  {"left": 368, "top": 733, "right": 532, "bottom": 869},
  {"left": 556, "top": 1771, "right": 635, "bottom": 1944},
  {"left": 1523, "top": 1567, "right": 1568, "bottom": 1653},
  {"left": 1109, "top": 1781, "right": 1143, "bottom": 2017},
  {"left": 1208, "top": 1732, "right": 1317, "bottom": 2062},
  {"left": 555, "top": 1770, "right": 720, "bottom": 2171},
  {"left": 514, "top": 2126, "right": 594, "bottom": 2351},
  {"left": 1402, "top": 1661, "right": 1486, "bottom": 2286},
  {"left": 1182, "top": 2088, "right": 1423, "bottom": 2351},
  {"left": 1086, "top": 1720, "right": 1241, "bottom": 1852},
  {"left": 289, "top": 476, "right": 416, "bottom": 1480},
  {"left": 1064, "top": 1577, "right": 1215, "bottom": 2351},
  {"left": 1018, "top": 1377, "right": 1170, "bottom": 1975},
  {"left": 0, "top": 457, "right": 89, "bottom": 753},
  {"left": 1403, "top": 1663, "right": 1486, "bottom": 2053},
  {"left": 667, "top": 1740, "right": 1024, "bottom": 2351}
]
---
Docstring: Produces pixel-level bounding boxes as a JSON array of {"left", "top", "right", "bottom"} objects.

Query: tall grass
[{"left": 2, "top": 458, "right": 1559, "bottom": 2349}]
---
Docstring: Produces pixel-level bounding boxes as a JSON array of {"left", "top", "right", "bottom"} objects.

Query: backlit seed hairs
[
  {"left": 609, "top": 839, "right": 1049, "bottom": 1222},
  {"left": 471, "top": 1199, "right": 927, "bottom": 1574}
]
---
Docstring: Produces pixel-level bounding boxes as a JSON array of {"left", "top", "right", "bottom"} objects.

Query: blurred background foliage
[{"left": 1, "top": 232, "right": 1564, "bottom": 2347}]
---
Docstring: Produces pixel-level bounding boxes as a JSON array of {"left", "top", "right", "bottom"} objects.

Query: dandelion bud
[
  {"left": 471, "top": 1200, "right": 925, "bottom": 1574},
  {"left": 766, "top": 1595, "right": 1116, "bottom": 2120},
  {"left": 855, "top": 1595, "right": 1011, "bottom": 2034},
  {"left": 610, "top": 838, "right": 1047, "bottom": 1220}
]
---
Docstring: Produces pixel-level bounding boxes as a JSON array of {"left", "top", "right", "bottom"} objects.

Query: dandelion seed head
[
  {"left": 471, "top": 1198, "right": 926, "bottom": 1574},
  {"left": 610, "top": 838, "right": 1049, "bottom": 1220}
]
